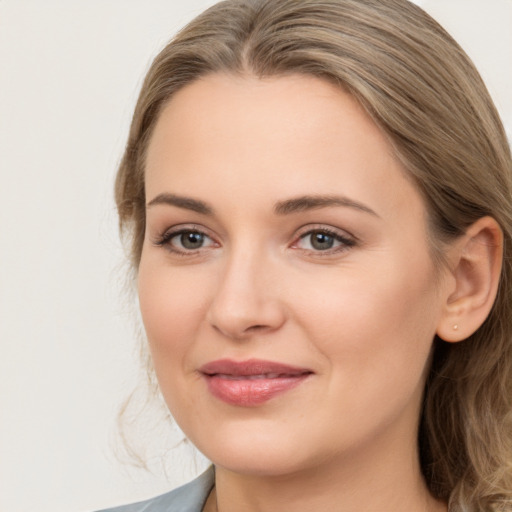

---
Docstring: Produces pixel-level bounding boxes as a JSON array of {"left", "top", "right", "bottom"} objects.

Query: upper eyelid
[
  {"left": 150, "top": 222, "right": 357, "bottom": 247},
  {"left": 290, "top": 225, "right": 358, "bottom": 254},
  {"left": 160, "top": 224, "right": 213, "bottom": 238},
  {"left": 293, "top": 224, "right": 357, "bottom": 240},
  {"left": 153, "top": 227, "right": 218, "bottom": 256},
  {"left": 150, "top": 224, "right": 215, "bottom": 246}
]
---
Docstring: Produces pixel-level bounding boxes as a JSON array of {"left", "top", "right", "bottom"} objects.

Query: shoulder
[{"left": 95, "top": 467, "right": 215, "bottom": 512}]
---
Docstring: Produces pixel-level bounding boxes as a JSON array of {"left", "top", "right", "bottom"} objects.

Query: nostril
[{"left": 245, "top": 324, "right": 268, "bottom": 332}]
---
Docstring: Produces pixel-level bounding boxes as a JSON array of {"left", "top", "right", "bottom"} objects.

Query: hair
[{"left": 114, "top": 0, "right": 512, "bottom": 510}]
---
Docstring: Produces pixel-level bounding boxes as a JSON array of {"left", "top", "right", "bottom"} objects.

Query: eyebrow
[
  {"left": 146, "top": 192, "right": 378, "bottom": 218},
  {"left": 274, "top": 195, "right": 379, "bottom": 217},
  {"left": 147, "top": 193, "right": 213, "bottom": 215}
]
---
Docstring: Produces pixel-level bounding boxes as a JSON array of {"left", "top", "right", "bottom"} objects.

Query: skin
[{"left": 139, "top": 73, "right": 453, "bottom": 512}]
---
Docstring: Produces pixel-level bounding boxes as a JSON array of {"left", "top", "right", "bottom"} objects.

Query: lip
[{"left": 199, "top": 359, "right": 313, "bottom": 407}]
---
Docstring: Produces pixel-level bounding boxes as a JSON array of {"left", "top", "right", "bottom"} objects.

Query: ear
[{"left": 436, "top": 216, "right": 503, "bottom": 342}]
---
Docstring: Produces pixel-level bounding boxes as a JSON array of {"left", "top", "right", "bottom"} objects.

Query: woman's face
[{"left": 139, "top": 73, "right": 452, "bottom": 476}]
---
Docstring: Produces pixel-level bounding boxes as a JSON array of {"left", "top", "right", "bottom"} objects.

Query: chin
[
  {"left": 210, "top": 449, "right": 313, "bottom": 477},
  {"left": 186, "top": 419, "right": 331, "bottom": 478}
]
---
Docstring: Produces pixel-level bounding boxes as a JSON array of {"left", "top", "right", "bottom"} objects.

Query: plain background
[{"left": 1, "top": 1, "right": 510, "bottom": 511}]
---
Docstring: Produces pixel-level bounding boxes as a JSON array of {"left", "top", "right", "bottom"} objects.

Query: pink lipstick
[{"left": 199, "top": 359, "right": 312, "bottom": 407}]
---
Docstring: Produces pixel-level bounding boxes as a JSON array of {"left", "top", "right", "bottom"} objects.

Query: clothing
[{"left": 96, "top": 467, "right": 215, "bottom": 512}]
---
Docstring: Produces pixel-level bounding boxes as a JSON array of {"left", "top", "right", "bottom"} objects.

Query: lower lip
[{"left": 203, "top": 374, "right": 310, "bottom": 407}]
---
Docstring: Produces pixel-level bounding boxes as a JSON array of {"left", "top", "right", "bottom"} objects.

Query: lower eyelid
[
  {"left": 152, "top": 224, "right": 355, "bottom": 254},
  {"left": 292, "top": 228, "right": 357, "bottom": 254},
  {"left": 156, "top": 228, "right": 220, "bottom": 255}
]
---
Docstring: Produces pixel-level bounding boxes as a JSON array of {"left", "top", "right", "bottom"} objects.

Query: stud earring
[{"left": 453, "top": 324, "right": 459, "bottom": 331}]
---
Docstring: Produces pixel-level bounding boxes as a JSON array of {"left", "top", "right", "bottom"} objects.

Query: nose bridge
[{"left": 207, "top": 239, "right": 285, "bottom": 339}]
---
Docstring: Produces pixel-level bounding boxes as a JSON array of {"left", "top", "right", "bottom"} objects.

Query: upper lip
[{"left": 199, "top": 358, "right": 313, "bottom": 377}]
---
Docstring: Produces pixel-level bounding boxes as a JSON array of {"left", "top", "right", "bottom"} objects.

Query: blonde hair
[{"left": 115, "top": 0, "right": 512, "bottom": 509}]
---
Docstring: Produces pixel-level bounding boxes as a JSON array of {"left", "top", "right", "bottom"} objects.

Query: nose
[{"left": 207, "top": 249, "right": 287, "bottom": 340}]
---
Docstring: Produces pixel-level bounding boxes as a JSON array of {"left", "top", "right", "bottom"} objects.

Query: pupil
[
  {"left": 312, "top": 232, "right": 334, "bottom": 250},
  {"left": 181, "top": 232, "right": 204, "bottom": 249}
]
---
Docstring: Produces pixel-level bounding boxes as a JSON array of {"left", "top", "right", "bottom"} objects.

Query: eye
[
  {"left": 176, "top": 231, "right": 208, "bottom": 250},
  {"left": 154, "top": 227, "right": 217, "bottom": 254},
  {"left": 294, "top": 228, "right": 356, "bottom": 253}
]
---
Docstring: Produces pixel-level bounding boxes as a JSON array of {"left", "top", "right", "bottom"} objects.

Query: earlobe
[{"left": 436, "top": 216, "right": 503, "bottom": 343}]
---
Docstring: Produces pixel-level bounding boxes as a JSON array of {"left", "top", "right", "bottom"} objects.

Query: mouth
[{"left": 199, "top": 359, "right": 313, "bottom": 407}]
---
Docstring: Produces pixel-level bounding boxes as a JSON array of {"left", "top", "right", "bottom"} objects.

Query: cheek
[
  {"left": 294, "top": 263, "right": 440, "bottom": 437},
  {"left": 137, "top": 260, "right": 209, "bottom": 364},
  {"left": 292, "top": 255, "right": 440, "bottom": 376},
  {"left": 137, "top": 260, "right": 217, "bottom": 423}
]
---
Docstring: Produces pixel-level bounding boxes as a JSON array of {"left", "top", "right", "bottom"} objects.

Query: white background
[{"left": 1, "top": 1, "right": 510, "bottom": 511}]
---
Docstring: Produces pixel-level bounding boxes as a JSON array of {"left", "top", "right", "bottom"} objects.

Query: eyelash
[
  {"left": 293, "top": 227, "right": 357, "bottom": 255},
  {"left": 153, "top": 225, "right": 357, "bottom": 257},
  {"left": 153, "top": 226, "right": 217, "bottom": 256}
]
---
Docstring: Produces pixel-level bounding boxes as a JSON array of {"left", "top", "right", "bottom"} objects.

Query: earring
[{"left": 453, "top": 324, "right": 459, "bottom": 331}]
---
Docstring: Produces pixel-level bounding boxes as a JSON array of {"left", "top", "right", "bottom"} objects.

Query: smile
[{"left": 199, "top": 359, "right": 313, "bottom": 407}]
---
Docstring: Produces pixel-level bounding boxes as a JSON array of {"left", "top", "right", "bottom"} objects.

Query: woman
[{"left": 100, "top": 0, "right": 512, "bottom": 510}]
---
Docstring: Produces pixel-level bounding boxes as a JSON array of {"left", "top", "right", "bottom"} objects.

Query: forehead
[
  {"left": 145, "top": 73, "right": 425, "bottom": 225},
  {"left": 148, "top": 73, "right": 383, "bottom": 164}
]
